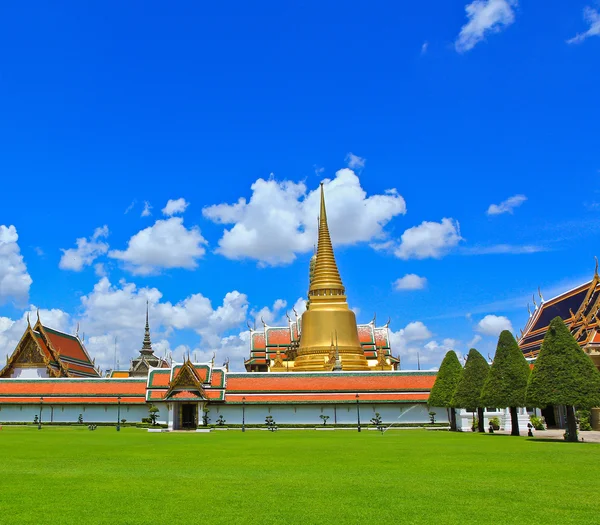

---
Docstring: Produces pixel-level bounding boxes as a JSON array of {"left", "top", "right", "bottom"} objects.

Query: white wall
[
  {"left": 0, "top": 404, "right": 149, "bottom": 423},
  {"left": 11, "top": 367, "right": 49, "bottom": 378},
  {"left": 211, "top": 403, "right": 448, "bottom": 425},
  {"left": 0, "top": 402, "right": 448, "bottom": 425}
]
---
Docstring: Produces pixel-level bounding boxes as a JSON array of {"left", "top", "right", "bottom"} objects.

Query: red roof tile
[{"left": 225, "top": 373, "right": 435, "bottom": 393}]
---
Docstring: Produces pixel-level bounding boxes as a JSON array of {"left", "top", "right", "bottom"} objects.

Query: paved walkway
[{"left": 494, "top": 429, "right": 600, "bottom": 443}]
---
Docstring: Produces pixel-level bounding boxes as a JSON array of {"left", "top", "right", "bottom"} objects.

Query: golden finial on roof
[
  {"left": 36, "top": 308, "right": 40, "bottom": 323},
  {"left": 308, "top": 183, "right": 345, "bottom": 298},
  {"left": 595, "top": 256, "right": 599, "bottom": 278},
  {"left": 27, "top": 312, "right": 30, "bottom": 327}
]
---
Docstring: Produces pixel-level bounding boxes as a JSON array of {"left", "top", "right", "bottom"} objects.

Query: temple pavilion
[{"left": 518, "top": 260, "right": 600, "bottom": 371}]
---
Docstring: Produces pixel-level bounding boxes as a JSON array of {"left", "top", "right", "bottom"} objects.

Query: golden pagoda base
[{"left": 293, "top": 348, "right": 369, "bottom": 372}]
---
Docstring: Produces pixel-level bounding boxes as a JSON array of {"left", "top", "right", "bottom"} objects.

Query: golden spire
[
  {"left": 293, "top": 183, "right": 369, "bottom": 371},
  {"left": 308, "top": 183, "right": 345, "bottom": 299}
]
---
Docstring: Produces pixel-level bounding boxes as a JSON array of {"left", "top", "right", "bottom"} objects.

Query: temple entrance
[{"left": 181, "top": 404, "right": 197, "bottom": 429}]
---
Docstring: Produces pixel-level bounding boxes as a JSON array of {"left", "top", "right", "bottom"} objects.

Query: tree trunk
[
  {"left": 566, "top": 405, "right": 578, "bottom": 442},
  {"left": 477, "top": 407, "right": 485, "bottom": 433},
  {"left": 510, "top": 407, "right": 520, "bottom": 436},
  {"left": 450, "top": 408, "right": 457, "bottom": 431}
]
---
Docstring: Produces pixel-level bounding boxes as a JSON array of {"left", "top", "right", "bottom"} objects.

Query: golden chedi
[{"left": 294, "top": 184, "right": 369, "bottom": 371}]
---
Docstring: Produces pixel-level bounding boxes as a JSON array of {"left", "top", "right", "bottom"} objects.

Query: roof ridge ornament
[
  {"left": 595, "top": 256, "right": 599, "bottom": 279},
  {"left": 538, "top": 287, "right": 544, "bottom": 303}
]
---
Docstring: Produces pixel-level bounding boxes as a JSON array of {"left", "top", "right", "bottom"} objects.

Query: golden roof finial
[
  {"left": 308, "top": 183, "right": 345, "bottom": 298},
  {"left": 595, "top": 256, "right": 599, "bottom": 278}
]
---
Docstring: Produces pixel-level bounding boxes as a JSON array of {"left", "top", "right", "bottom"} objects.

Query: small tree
[
  {"left": 265, "top": 415, "right": 277, "bottom": 431},
  {"left": 452, "top": 348, "right": 490, "bottom": 432},
  {"left": 480, "top": 331, "right": 530, "bottom": 436},
  {"left": 148, "top": 405, "right": 160, "bottom": 425},
  {"left": 33, "top": 414, "right": 39, "bottom": 424},
  {"left": 370, "top": 412, "right": 384, "bottom": 432},
  {"left": 202, "top": 408, "right": 211, "bottom": 426},
  {"left": 78, "top": 414, "right": 84, "bottom": 424},
  {"left": 319, "top": 414, "right": 330, "bottom": 426},
  {"left": 526, "top": 317, "right": 600, "bottom": 442},
  {"left": 428, "top": 350, "right": 462, "bottom": 431},
  {"left": 216, "top": 414, "right": 226, "bottom": 426}
]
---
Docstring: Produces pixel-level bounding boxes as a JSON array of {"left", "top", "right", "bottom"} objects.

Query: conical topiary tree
[
  {"left": 480, "top": 330, "right": 530, "bottom": 436},
  {"left": 428, "top": 350, "right": 462, "bottom": 431},
  {"left": 452, "top": 348, "right": 490, "bottom": 432},
  {"left": 526, "top": 316, "right": 600, "bottom": 442}
]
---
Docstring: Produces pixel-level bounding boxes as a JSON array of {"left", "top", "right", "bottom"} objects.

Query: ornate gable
[
  {"left": 0, "top": 326, "right": 62, "bottom": 378},
  {"left": 165, "top": 360, "right": 205, "bottom": 400}
]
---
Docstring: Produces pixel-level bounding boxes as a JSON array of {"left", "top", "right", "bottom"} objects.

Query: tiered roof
[
  {"left": 519, "top": 265, "right": 600, "bottom": 357},
  {"left": 146, "top": 361, "right": 227, "bottom": 402},
  {"left": 0, "top": 319, "right": 100, "bottom": 378},
  {"left": 244, "top": 318, "right": 398, "bottom": 371}
]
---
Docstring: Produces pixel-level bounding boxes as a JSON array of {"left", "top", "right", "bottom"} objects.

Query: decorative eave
[{"left": 164, "top": 359, "right": 206, "bottom": 400}]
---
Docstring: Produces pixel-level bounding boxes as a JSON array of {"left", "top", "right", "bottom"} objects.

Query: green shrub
[
  {"left": 577, "top": 409, "right": 592, "bottom": 431},
  {"left": 529, "top": 415, "right": 545, "bottom": 430},
  {"left": 489, "top": 417, "right": 500, "bottom": 430}
]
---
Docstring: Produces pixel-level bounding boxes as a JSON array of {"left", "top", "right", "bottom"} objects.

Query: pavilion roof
[{"left": 519, "top": 269, "right": 600, "bottom": 357}]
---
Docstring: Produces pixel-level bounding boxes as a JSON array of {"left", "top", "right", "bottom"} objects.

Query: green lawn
[{"left": 1, "top": 427, "right": 598, "bottom": 524}]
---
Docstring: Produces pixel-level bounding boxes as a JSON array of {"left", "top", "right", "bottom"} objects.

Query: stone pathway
[{"left": 493, "top": 429, "right": 600, "bottom": 443}]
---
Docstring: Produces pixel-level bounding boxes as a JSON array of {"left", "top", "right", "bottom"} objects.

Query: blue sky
[{"left": 1, "top": 1, "right": 599, "bottom": 371}]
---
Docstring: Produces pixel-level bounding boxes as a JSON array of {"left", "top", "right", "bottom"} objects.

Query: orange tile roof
[
  {"left": 225, "top": 372, "right": 435, "bottom": 393},
  {"left": 148, "top": 369, "right": 171, "bottom": 387},
  {"left": 266, "top": 327, "right": 291, "bottom": 346},
  {"left": 43, "top": 327, "right": 89, "bottom": 363},
  {"left": 0, "top": 379, "right": 146, "bottom": 396}
]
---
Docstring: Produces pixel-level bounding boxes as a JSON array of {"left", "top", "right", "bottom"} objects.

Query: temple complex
[
  {"left": 518, "top": 261, "right": 600, "bottom": 371},
  {"left": 0, "top": 183, "right": 427, "bottom": 429}
]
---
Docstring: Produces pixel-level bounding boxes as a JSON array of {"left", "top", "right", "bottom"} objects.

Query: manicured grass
[{"left": 1, "top": 427, "right": 599, "bottom": 524}]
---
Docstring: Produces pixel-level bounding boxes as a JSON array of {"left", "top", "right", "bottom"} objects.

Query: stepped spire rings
[{"left": 141, "top": 300, "right": 154, "bottom": 355}]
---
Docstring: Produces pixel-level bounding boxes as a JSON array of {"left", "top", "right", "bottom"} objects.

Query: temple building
[
  {"left": 0, "top": 313, "right": 100, "bottom": 378},
  {"left": 518, "top": 261, "right": 600, "bottom": 371},
  {"left": 245, "top": 183, "right": 399, "bottom": 373}
]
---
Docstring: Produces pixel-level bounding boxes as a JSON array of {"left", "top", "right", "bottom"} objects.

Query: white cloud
[
  {"left": 393, "top": 274, "right": 427, "bottom": 291},
  {"left": 394, "top": 218, "right": 462, "bottom": 260},
  {"left": 455, "top": 0, "right": 517, "bottom": 53},
  {"left": 0, "top": 225, "right": 32, "bottom": 306},
  {"left": 486, "top": 194, "right": 527, "bottom": 215},
  {"left": 389, "top": 321, "right": 463, "bottom": 369},
  {"left": 567, "top": 7, "right": 600, "bottom": 44},
  {"left": 141, "top": 201, "right": 152, "bottom": 217},
  {"left": 345, "top": 153, "right": 366, "bottom": 170},
  {"left": 162, "top": 198, "right": 189, "bottom": 216},
  {"left": 476, "top": 314, "right": 513, "bottom": 336},
  {"left": 108, "top": 217, "right": 207, "bottom": 275},
  {"left": 76, "top": 277, "right": 251, "bottom": 370},
  {"left": 468, "top": 334, "right": 483, "bottom": 348},
  {"left": 421, "top": 41, "right": 429, "bottom": 54},
  {"left": 59, "top": 226, "right": 110, "bottom": 272},
  {"left": 203, "top": 168, "right": 406, "bottom": 266},
  {"left": 124, "top": 201, "right": 136, "bottom": 214},
  {"left": 462, "top": 243, "right": 546, "bottom": 255}
]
